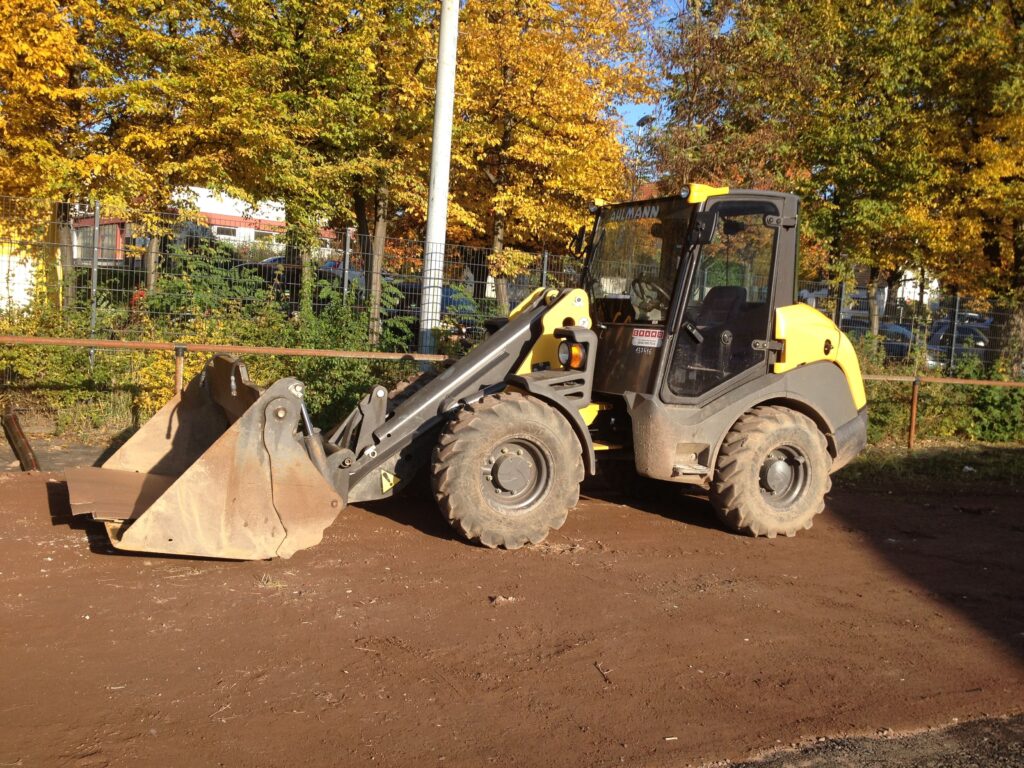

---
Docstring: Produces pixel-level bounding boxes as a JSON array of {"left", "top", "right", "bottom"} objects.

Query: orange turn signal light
[{"left": 557, "top": 341, "right": 586, "bottom": 369}]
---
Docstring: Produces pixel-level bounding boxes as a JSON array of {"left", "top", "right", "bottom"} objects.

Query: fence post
[
  {"left": 89, "top": 200, "right": 100, "bottom": 366},
  {"left": 173, "top": 345, "right": 186, "bottom": 395},
  {"left": 342, "top": 228, "right": 351, "bottom": 298},
  {"left": 908, "top": 377, "right": 920, "bottom": 451},
  {"left": 948, "top": 293, "right": 960, "bottom": 372},
  {"left": 541, "top": 250, "right": 549, "bottom": 288}
]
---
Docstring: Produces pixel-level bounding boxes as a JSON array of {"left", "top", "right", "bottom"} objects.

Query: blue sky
[{"left": 620, "top": 101, "right": 657, "bottom": 130}]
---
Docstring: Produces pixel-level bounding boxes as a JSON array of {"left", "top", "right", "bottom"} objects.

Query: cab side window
[{"left": 667, "top": 201, "right": 779, "bottom": 398}]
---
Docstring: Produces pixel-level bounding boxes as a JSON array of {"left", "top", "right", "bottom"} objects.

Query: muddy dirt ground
[{"left": 1, "top": 453, "right": 1022, "bottom": 767}]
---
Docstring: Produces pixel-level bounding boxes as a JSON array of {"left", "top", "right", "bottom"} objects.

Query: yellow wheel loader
[{"left": 66, "top": 185, "right": 867, "bottom": 559}]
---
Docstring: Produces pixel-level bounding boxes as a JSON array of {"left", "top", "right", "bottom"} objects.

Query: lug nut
[{"left": 484, "top": 474, "right": 492, "bottom": 482}]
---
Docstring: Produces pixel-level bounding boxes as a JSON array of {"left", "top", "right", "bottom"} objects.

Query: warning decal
[{"left": 632, "top": 328, "right": 665, "bottom": 348}]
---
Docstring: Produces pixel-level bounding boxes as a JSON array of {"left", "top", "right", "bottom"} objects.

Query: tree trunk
[
  {"left": 866, "top": 266, "right": 882, "bottom": 335},
  {"left": 467, "top": 249, "right": 488, "bottom": 301},
  {"left": 367, "top": 186, "right": 388, "bottom": 346},
  {"left": 144, "top": 235, "right": 160, "bottom": 292},
  {"left": 884, "top": 269, "right": 903, "bottom": 323},
  {"left": 45, "top": 202, "right": 72, "bottom": 309},
  {"left": 56, "top": 203, "right": 76, "bottom": 308},
  {"left": 354, "top": 190, "right": 371, "bottom": 255},
  {"left": 491, "top": 213, "right": 509, "bottom": 315},
  {"left": 284, "top": 204, "right": 313, "bottom": 316},
  {"left": 981, "top": 218, "right": 1024, "bottom": 378},
  {"left": 1002, "top": 219, "right": 1024, "bottom": 378},
  {"left": 1003, "top": 305, "right": 1024, "bottom": 379}
]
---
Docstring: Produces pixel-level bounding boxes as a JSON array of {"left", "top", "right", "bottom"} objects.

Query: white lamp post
[{"left": 419, "top": 0, "right": 461, "bottom": 353}]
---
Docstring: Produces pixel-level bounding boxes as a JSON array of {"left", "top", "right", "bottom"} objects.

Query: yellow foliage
[
  {"left": 448, "top": 0, "right": 654, "bottom": 251},
  {"left": 487, "top": 247, "right": 536, "bottom": 279}
]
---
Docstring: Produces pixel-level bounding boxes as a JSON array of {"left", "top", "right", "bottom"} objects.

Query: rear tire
[
  {"left": 710, "top": 405, "right": 831, "bottom": 538},
  {"left": 431, "top": 392, "right": 583, "bottom": 549}
]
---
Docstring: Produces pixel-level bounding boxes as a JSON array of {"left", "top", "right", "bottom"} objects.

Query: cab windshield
[{"left": 584, "top": 198, "right": 693, "bottom": 324}]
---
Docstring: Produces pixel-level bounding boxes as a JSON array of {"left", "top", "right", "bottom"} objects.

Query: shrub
[{"left": 1, "top": 253, "right": 420, "bottom": 435}]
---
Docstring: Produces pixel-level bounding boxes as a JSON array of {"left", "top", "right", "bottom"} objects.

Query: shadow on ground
[
  {"left": 828, "top": 446, "right": 1024, "bottom": 662},
  {"left": 729, "top": 714, "right": 1024, "bottom": 767},
  {"left": 44, "top": 479, "right": 117, "bottom": 555}
]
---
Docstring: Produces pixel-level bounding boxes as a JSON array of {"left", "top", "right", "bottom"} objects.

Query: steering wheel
[
  {"left": 630, "top": 278, "right": 672, "bottom": 313},
  {"left": 630, "top": 278, "right": 671, "bottom": 301}
]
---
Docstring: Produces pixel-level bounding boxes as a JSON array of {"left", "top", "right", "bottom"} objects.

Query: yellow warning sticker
[{"left": 381, "top": 470, "right": 400, "bottom": 493}]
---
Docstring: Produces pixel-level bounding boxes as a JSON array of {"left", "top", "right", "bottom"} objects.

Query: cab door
[
  {"left": 660, "top": 195, "right": 794, "bottom": 403},
  {"left": 587, "top": 198, "right": 692, "bottom": 397}
]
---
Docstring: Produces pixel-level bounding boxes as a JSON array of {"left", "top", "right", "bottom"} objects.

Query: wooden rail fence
[
  {"left": 0, "top": 335, "right": 448, "bottom": 396},
  {"left": 2, "top": 336, "right": 1022, "bottom": 452}
]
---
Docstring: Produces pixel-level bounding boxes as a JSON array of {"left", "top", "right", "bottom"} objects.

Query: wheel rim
[
  {"left": 480, "top": 438, "right": 550, "bottom": 512},
  {"left": 758, "top": 445, "right": 808, "bottom": 508}
]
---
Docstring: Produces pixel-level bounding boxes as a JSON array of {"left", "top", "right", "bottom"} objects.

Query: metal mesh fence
[
  {"left": 799, "top": 279, "right": 1015, "bottom": 374},
  {"left": 0, "top": 195, "right": 1016, "bottom": 372},
  {"left": 0, "top": 196, "right": 583, "bottom": 357}
]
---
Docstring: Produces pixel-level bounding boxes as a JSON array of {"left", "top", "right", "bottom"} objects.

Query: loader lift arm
[
  {"left": 66, "top": 287, "right": 598, "bottom": 559},
  {"left": 325, "top": 287, "right": 597, "bottom": 504}
]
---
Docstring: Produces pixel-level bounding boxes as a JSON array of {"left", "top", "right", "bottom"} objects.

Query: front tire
[
  {"left": 431, "top": 392, "right": 583, "bottom": 549},
  {"left": 710, "top": 405, "right": 831, "bottom": 538}
]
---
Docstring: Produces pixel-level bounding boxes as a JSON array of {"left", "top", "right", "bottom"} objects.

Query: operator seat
[{"left": 694, "top": 285, "right": 746, "bottom": 327}]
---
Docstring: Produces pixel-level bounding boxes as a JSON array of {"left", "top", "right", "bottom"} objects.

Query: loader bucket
[{"left": 65, "top": 355, "right": 345, "bottom": 560}]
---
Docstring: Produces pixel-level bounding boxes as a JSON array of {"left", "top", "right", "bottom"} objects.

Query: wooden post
[
  {"left": 2, "top": 405, "right": 40, "bottom": 471},
  {"left": 908, "top": 377, "right": 920, "bottom": 451},
  {"left": 174, "top": 345, "right": 185, "bottom": 395}
]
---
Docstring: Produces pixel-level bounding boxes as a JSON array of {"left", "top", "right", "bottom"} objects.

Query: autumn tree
[
  {"left": 2, "top": 0, "right": 264, "bottom": 301},
  {"left": 654, "top": 1, "right": 935, "bottom": 331},
  {"left": 346, "top": 2, "right": 436, "bottom": 342},
  {"left": 0, "top": 0, "right": 93, "bottom": 305},
  {"left": 912, "top": 0, "right": 1024, "bottom": 375},
  {"left": 0, "top": 0, "right": 90, "bottom": 199},
  {"left": 450, "top": 0, "right": 654, "bottom": 311}
]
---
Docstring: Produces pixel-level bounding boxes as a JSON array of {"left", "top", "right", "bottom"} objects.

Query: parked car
[
  {"left": 839, "top": 318, "right": 915, "bottom": 360},
  {"left": 319, "top": 259, "right": 365, "bottom": 292},
  {"left": 239, "top": 255, "right": 354, "bottom": 312},
  {"left": 925, "top": 320, "right": 994, "bottom": 370},
  {"left": 384, "top": 280, "right": 482, "bottom": 350},
  {"left": 839, "top": 286, "right": 889, "bottom": 323}
]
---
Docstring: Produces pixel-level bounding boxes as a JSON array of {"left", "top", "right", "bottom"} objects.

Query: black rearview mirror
[
  {"left": 689, "top": 211, "right": 719, "bottom": 244},
  {"left": 570, "top": 224, "right": 586, "bottom": 255},
  {"left": 722, "top": 219, "right": 747, "bottom": 236}
]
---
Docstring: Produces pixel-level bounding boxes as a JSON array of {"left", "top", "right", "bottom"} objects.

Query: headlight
[{"left": 557, "top": 340, "right": 586, "bottom": 369}]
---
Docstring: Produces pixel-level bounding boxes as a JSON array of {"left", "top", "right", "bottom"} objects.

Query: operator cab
[{"left": 582, "top": 186, "right": 799, "bottom": 402}]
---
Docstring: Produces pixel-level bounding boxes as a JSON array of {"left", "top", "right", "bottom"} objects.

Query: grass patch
[{"left": 835, "top": 442, "right": 1024, "bottom": 495}]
